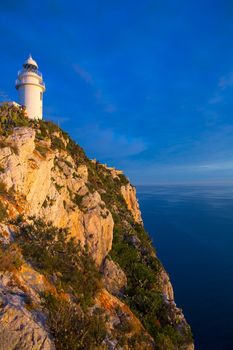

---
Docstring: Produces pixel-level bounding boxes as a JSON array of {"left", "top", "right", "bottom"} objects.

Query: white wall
[
  {"left": 17, "top": 72, "right": 44, "bottom": 120},
  {"left": 18, "top": 85, "right": 43, "bottom": 120}
]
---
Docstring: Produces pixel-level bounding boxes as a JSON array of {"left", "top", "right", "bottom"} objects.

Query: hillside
[{"left": 0, "top": 104, "right": 194, "bottom": 350}]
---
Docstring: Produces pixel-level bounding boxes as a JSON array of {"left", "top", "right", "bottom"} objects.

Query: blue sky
[{"left": 1, "top": 0, "right": 233, "bottom": 184}]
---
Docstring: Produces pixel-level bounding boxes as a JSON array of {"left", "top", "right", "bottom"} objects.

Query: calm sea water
[{"left": 137, "top": 185, "right": 233, "bottom": 350}]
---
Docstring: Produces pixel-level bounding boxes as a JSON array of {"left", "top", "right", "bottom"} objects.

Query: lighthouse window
[{"left": 40, "top": 92, "right": 42, "bottom": 100}]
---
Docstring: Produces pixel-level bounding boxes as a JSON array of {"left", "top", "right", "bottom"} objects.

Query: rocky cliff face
[
  {"left": 0, "top": 105, "right": 194, "bottom": 350},
  {"left": 0, "top": 127, "right": 113, "bottom": 267}
]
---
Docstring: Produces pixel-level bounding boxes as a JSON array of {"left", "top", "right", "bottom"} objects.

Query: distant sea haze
[{"left": 137, "top": 185, "right": 233, "bottom": 350}]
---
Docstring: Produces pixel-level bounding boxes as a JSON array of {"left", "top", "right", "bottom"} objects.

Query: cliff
[{"left": 0, "top": 104, "right": 194, "bottom": 350}]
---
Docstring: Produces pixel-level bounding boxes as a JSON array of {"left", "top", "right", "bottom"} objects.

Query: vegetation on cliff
[
  {"left": 15, "top": 217, "right": 101, "bottom": 308},
  {"left": 0, "top": 104, "right": 193, "bottom": 350},
  {"left": 88, "top": 165, "right": 193, "bottom": 348}
]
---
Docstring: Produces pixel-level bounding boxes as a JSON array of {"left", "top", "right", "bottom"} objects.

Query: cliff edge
[{"left": 0, "top": 104, "right": 194, "bottom": 350}]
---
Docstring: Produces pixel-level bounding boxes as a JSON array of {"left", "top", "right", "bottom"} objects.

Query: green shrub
[
  {"left": 0, "top": 244, "right": 23, "bottom": 271},
  {"left": 118, "top": 174, "right": 129, "bottom": 185},
  {"left": 0, "top": 201, "right": 8, "bottom": 221},
  {"left": 104, "top": 183, "right": 193, "bottom": 349},
  {"left": 42, "top": 199, "right": 48, "bottom": 208},
  {"left": 16, "top": 218, "right": 102, "bottom": 307},
  {"left": 73, "top": 172, "right": 81, "bottom": 179},
  {"left": 0, "top": 104, "right": 32, "bottom": 136},
  {"left": 54, "top": 183, "right": 64, "bottom": 193},
  {"left": 86, "top": 182, "right": 95, "bottom": 194},
  {"left": 66, "top": 138, "right": 87, "bottom": 166},
  {"left": 43, "top": 293, "right": 107, "bottom": 350},
  {"left": 63, "top": 159, "right": 73, "bottom": 168},
  {"left": 51, "top": 136, "right": 65, "bottom": 151},
  {"left": 0, "top": 181, "right": 7, "bottom": 196},
  {"left": 13, "top": 214, "right": 24, "bottom": 224},
  {"left": 10, "top": 144, "right": 19, "bottom": 155},
  {"left": 0, "top": 140, "right": 8, "bottom": 148},
  {"left": 41, "top": 120, "right": 60, "bottom": 135},
  {"left": 72, "top": 193, "right": 85, "bottom": 206},
  {"left": 35, "top": 144, "right": 50, "bottom": 157}
]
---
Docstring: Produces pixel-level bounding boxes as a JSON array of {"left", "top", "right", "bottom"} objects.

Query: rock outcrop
[
  {"left": 121, "top": 183, "right": 143, "bottom": 224},
  {"left": 0, "top": 271, "right": 55, "bottom": 350},
  {"left": 95, "top": 289, "right": 155, "bottom": 350},
  {"left": 0, "top": 127, "right": 113, "bottom": 266},
  {"left": 102, "top": 258, "right": 127, "bottom": 296}
]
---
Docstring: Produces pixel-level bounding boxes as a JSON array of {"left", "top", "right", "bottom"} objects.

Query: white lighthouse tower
[{"left": 15, "top": 55, "right": 45, "bottom": 120}]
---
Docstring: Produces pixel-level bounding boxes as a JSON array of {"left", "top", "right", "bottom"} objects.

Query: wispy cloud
[
  {"left": 104, "top": 103, "right": 116, "bottom": 114},
  {"left": 199, "top": 70, "right": 233, "bottom": 124},
  {"left": 175, "top": 124, "right": 233, "bottom": 163},
  {"left": 72, "top": 64, "right": 93, "bottom": 85},
  {"left": 44, "top": 105, "right": 70, "bottom": 125},
  {"left": 197, "top": 106, "right": 219, "bottom": 126},
  {"left": 123, "top": 157, "right": 233, "bottom": 185},
  {"left": 197, "top": 160, "right": 233, "bottom": 171},
  {"left": 123, "top": 123, "right": 233, "bottom": 184},
  {"left": 72, "top": 64, "right": 116, "bottom": 114},
  {"left": 0, "top": 89, "right": 9, "bottom": 101},
  {"left": 208, "top": 94, "right": 223, "bottom": 105},
  {"left": 218, "top": 72, "right": 233, "bottom": 89},
  {"left": 76, "top": 124, "right": 147, "bottom": 159}
]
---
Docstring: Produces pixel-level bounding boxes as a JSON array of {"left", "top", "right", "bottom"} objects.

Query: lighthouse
[{"left": 15, "top": 55, "right": 45, "bottom": 120}]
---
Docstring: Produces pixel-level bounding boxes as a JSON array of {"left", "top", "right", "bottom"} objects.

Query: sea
[{"left": 137, "top": 185, "right": 233, "bottom": 350}]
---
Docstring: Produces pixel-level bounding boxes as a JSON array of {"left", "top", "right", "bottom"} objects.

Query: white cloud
[
  {"left": 208, "top": 95, "right": 223, "bottom": 105},
  {"left": 218, "top": 72, "right": 233, "bottom": 89},
  {"left": 72, "top": 64, "right": 116, "bottom": 114},
  {"left": 0, "top": 89, "right": 10, "bottom": 101},
  {"left": 72, "top": 64, "right": 93, "bottom": 85},
  {"left": 104, "top": 103, "right": 116, "bottom": 114},
  {"left": 76, "top": 124, "right": 147, "bottom": 159}
]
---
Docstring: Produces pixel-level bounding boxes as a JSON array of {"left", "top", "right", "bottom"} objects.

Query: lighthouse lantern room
[{"left": 15, "top": 55, "right": 45, "bottom": 120}]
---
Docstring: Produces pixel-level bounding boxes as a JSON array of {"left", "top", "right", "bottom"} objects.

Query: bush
[
  {"left": 0, "top": 104, "right": 32, "bottom": 136},
  {"left": 16, "top": 218, "right": 102, "bottom": 307},
  {"left": 51, "top": 136, "right": 65, "bottom": 151},
  {"left": 43, "top": 293, "right": 107, "bottom": 350},
  {"left": 54, "top": 183, "right": 64, "bottom": 193},
  {"left": 0, "top": 181, "right": 7, "bottom": 196},
  {"left": 107, "top": 198, "right": 190, "bottom": 348},
  {"left": 66, "top": 139, "right": 87, "bottom": 164},
  {"left": 118, "top": 174, "right": 129, "bottom": 185},
  {"left": 0, "top": 201, "right": 8, "bottom": 221},
  {"left": 0, "top": 244, "right": 23, "bottom": 271},
  {"left": 72, "top": 193, "right": 85, "bottom": 207},
  {"left": 35, "top": 144, "right": 50, "bottom": 157}
]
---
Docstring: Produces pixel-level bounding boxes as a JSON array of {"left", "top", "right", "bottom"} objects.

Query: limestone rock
[
  {"left": 0, "top": 272, "right": 55, "bottom": 350},
  {"left": 102, "top": 258, "right": 127, "bottom": 296},
  {"left": 0, "top": 224, "right": 13, "bottom": 244},
  {"left": 121, "top": 183, "right": 142, "bottom": 224},
  {"left": 77, "top": 164, "right": 88, "bottom": 181},
  {"left": 15, "top": 264, "right": 54, "bottom": 305},
  {"left": 0, "top": 127, "right": 114, "bottom": 266},
  {"left": 160, "top": 268, "right": 174, "bottom": 302},
  {"left": 95, "top": 289, "right": 155, "bottom": 350}
]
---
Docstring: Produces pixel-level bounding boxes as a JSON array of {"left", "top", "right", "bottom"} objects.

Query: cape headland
[{"left": 0, "top": 104, "right": 194, "bottom": 350}]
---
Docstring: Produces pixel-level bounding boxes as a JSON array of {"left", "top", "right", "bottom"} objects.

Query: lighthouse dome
[{"left": 23, "top": 55, "right": 38, "bottom": 69}]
